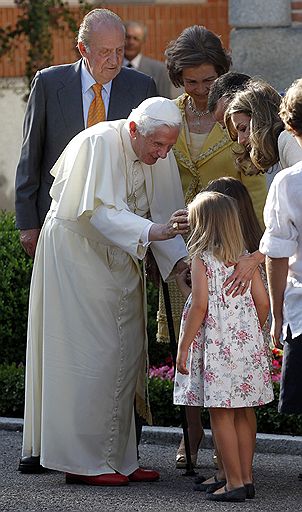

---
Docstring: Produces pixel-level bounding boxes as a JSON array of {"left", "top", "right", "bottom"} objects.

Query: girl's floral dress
[{"left": 174, "top": 251, "right": 274, "bottom": 408}]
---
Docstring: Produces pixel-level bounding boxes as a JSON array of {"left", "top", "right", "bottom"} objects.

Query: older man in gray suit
[
  {"left": 123, "top": 20, "right": 172, "bottom": 99},
  {"left": 15, "top": 8, "right": 156, "bottom": 258}
]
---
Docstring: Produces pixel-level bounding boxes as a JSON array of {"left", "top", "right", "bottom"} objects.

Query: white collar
[{"left": 123, "top": 53, "right": 142, "bottom": 69}]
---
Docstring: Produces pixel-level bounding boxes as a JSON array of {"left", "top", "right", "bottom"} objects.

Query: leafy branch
[{"left": 0, "top": 0, "right": 92, "bottom": 95}]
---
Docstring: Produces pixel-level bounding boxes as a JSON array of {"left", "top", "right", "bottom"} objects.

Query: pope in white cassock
[{"left": 20, "top": 97, "right": 189, "bottom": 486}]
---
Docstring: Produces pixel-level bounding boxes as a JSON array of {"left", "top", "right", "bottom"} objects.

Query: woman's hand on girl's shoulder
[{"left": 223, "top": 251, "right": 264, "bottom": 297}]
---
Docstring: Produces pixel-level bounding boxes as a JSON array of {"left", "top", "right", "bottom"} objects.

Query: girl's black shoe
[
  {"left": 205, "top": 485, "right": 247, "bottom": 502},
  {"left": 245, "top": 482, "right": 255, "bottom": 499}
]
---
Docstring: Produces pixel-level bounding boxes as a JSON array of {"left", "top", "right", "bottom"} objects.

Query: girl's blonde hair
[
  {"left": 187, "top": 191, "right": 245, "bottom": 263},
  {"left": 224, "top": 79, "right": 283, "bottom": 173}
]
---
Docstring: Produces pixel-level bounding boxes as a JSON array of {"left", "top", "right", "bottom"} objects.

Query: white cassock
[{"left": 21, "top": 120, "right": 187, "bottom": 475}]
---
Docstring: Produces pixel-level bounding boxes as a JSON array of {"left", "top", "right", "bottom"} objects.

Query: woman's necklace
[{"left": 188, "top": 96, "right": 209, "bottom": 118}]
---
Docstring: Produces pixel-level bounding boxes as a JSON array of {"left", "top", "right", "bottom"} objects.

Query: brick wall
[
  {"left": 0, "top": 1, "right": 229, "bottom": 78},
  {"left": 291, "top": 1, "right": 302, "bottom": 23}
]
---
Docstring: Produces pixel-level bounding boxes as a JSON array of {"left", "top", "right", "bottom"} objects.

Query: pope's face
[
  {"left": 129, "top": 122, "right": 180, "bottom": 165},
  {"left": 78, "top": 23, "right": 125, "bottom": 84}
]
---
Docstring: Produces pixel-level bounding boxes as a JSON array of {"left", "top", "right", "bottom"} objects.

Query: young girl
[{"left": 174, "top": 191, "right": 274, "bottom": 503}]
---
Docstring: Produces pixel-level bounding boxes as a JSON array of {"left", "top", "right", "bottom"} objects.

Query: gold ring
[{"left": 172, "top": 222, "right": 178, "bottom": 230}]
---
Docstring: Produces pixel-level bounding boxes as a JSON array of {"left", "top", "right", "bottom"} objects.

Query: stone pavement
[{"left": 0, "top": 418, "right": 301, "bottom": 512}]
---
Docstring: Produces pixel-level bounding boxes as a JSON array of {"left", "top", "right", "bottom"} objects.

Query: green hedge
[
  {"left": 0, "top": 212, "right": 32, "bottom": 365},
  {"left": 0, "top": 363, "right": 25, "bottom": 417}
]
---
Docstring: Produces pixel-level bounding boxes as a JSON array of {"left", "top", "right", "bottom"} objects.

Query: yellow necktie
[{"left": 87, "top": 83, "right": 106, "bottom": 127}]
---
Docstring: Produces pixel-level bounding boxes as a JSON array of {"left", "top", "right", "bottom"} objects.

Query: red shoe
[
  {"left": 128, "top": 468, "right": 160, "bottom": 482},
  {"left": 66, "top": 472, "right": 129, "bottom": 486}
]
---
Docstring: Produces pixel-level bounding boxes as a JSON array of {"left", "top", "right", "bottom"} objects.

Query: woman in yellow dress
[{"left": 159, "top": 25, "right": 267, "bottom": 468}]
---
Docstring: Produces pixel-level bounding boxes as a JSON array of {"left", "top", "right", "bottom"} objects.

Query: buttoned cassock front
[{"left": 21, "top": 120, "right": 187, "bottom": 475}]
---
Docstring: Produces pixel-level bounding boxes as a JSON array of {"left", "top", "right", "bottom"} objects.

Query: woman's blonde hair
[
  {"left": 224, "top": 79, "right": 283, "bottom": 173},
  {"left": 187, "top": 191, "right": 244, "bottom": 263},
  {"left": 279, "top": 78, "right": 302, "bottom": 136}
]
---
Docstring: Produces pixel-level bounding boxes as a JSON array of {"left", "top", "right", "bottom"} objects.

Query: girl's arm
[
  {"left": 176, "top": 256, "right": 208, "bottom": 375},
  {"left": 250, "top": 268, "right": 270, "bottom": 328}
]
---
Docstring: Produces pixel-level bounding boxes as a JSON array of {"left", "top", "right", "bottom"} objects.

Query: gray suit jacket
[
  {"left": 15, "top": 60, "right": 157, "bottom": 229},
  {"left": 136, "top": 55, "right": 171, "bottom": 99}
]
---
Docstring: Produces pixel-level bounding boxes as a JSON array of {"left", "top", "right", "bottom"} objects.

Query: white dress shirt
[
  {"left": 123, "top": 54, "right": 142, "bottom": 69},
  {"left": 260, "top": 161, "right": 302, "bottom": 338},
  {"left": 278, "top": 130, "right": 302, "bottom": 169}
]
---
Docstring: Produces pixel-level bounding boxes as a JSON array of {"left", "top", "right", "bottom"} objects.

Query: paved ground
[{"left": 0, "top": 428, "right": 301, "bottom": 512}]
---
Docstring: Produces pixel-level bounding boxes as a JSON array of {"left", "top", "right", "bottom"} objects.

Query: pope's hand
[{"left": 149, "top": 209, "right": 189, "bottom": 241}]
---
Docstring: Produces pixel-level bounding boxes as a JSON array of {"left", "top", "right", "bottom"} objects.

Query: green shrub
[
  {"left": 0, "top": 211, "right": 33, "bottom": 365},
  {"left": 149, "top": 376, "right": 181, "bottom": 427},
  {"left": 0, "top": 363, "right": 25, "bottom": 417}
]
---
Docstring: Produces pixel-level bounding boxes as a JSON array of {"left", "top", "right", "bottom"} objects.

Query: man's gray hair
[
  {"left": 128, "top": 97, "right": 182, "bottom": 136},
  {"left": 77, "top": 8, "right": 125, "bottom": 51}
]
